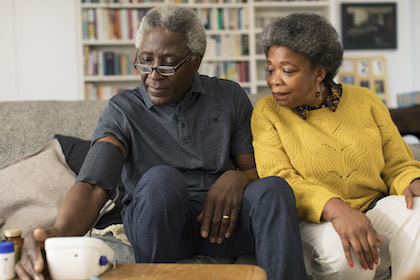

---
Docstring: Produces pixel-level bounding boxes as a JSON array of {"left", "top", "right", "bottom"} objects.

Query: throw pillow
[
  {"left": 0, "top": 139, "right": 76, "bottom": 238},
  {"left": 54, "top": 134, "right": 92, "bottom": 175}
]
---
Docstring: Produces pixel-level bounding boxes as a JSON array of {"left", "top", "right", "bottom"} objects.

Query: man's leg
[
  {"left": 198, "top": 176, "right": 307, "bottom": 280},
  {"left": 122, "top": 165, "right": 198, "bottom": 262},
  {"left": 243, "top": 176, "right": 307, "bottom": 280}
]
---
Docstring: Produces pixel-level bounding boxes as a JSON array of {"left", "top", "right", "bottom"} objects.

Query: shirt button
[
  {"left": 213, "top": 118, "right": 218, "bottom": 122},
  {"left": 181, "top": 122, "right": 186, "bottom": 128}
]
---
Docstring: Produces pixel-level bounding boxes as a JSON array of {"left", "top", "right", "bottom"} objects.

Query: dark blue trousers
[{"left": 122, "top": 165, "right": 307, "bottom": 280}]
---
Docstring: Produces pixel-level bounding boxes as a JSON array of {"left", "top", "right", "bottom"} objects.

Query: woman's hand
[
  {"left": 197, "top": 170, "right": 250, "bottom": 244},
  {"left": 15, "top": 227, "right": 62, "bottom": 280},
  {"left": 322, "top": 198, "right": 384, "bottom": 270},
  {"left": 404, "top": 179, "right": 420, "bottom": 209}
]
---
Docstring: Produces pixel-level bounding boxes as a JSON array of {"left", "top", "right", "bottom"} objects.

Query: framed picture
[
  {"left": 341, "top": 3, "right": 397, "bottom": 50},
  {"left": 336, "top": 56, "right": 389, "bottom": 106}
]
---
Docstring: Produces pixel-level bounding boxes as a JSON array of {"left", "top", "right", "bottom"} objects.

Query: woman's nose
[{"left": 267, "top": 72, "right": 283, "bottom": 87}]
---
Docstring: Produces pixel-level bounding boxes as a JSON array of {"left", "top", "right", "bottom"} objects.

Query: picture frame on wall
[
  {"left": 336, "top": 56, "right": 389, "bottom": 106},
  {"left": 341, "top": 3, "right": 397, "bottom": 50}
]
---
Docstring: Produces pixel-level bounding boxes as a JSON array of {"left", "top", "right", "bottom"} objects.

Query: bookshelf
[{"left": 79, "top": 0, "right": 332, "bottom": 100}]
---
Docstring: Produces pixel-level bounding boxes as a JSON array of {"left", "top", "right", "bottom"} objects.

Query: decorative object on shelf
[
  {"left": 341, "top": 2, "right": 397, "bottom": 50},
  {"left": 336, "top": 56, "right": 389, "bottom": 106}
]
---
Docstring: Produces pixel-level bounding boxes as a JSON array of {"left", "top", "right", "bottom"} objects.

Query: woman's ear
[
  {"left": 316, "top": 67, "right": 327, "bottom": 83},
  {"left": 192, "top": 54, "right": 202, "bottom": 72}
]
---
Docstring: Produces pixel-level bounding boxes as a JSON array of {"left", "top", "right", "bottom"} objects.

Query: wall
[
  {"left": 0, "top": 0, "right": 419, "bottom": 107},
  {"left": 413, "top": 0, "right": 420, "bottom": 91},
  {"left": 0, "top": 0, "right": 82, "bottom": 101},
  {"left": 332, "top": 0, "right": 418, "bottom": 107}
]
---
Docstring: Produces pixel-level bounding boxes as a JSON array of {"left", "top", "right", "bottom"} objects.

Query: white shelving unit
[{"left": 79, "top": 0, "right": 332, "bottom": 100}]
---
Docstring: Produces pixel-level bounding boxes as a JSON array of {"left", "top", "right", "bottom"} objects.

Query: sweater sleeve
[
  {"left": 369, "top": 92, "right": 420, "bottom": 194},
  {"left": 251, "top": 97, "right": 338, "bottom": 223}
]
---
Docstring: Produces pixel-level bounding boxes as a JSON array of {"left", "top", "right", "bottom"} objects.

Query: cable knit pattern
[{"left": 251, "top": 84, "right": 420, "bottom": 223}]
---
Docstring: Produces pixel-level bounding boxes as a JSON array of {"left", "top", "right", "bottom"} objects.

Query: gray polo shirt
[{"left": 92, "top": 73, "right": 253, "bottom": 204}]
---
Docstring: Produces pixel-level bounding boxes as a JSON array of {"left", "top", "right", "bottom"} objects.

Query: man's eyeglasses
[{"left": 134, "top": 53, "right": 193, "bottom": 77}]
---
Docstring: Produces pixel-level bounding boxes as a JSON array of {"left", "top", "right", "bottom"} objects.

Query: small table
[{"left": 100, "top": 263, "right": 267, "bottom": 280}]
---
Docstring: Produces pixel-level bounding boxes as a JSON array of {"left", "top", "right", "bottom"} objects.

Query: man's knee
[
  {"left": 133, "top": 165, "right": 187, "bottom": 202},
  {"left": 245, "top": 176, "right": 295, "bottom": 203}
]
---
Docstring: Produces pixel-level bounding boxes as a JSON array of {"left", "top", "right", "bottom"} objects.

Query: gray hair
[
  {"left": 135, "top": 4, "right": 207, "bottom": 57},
  {"left": 260, "top": 13, "right": 343, "bottom": 82}
]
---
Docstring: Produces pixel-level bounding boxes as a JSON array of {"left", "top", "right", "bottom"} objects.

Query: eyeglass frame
[{"left": 134, "top": 52, "right": 193, "bottom": 77}]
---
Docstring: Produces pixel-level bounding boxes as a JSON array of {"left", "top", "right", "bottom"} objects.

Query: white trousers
[{"left": 300, "top": 196, "right": 420, "bottom": 280}]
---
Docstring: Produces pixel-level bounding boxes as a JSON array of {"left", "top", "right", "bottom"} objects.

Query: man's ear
[{"left": 192, "top": 54, "right": 202, "bottom": 72}]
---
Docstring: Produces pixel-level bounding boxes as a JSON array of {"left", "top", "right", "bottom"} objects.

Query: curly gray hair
[
  {"left": 260, "top": 13, "right": 343, "bottom": 82},
  {"left": 135, "top": 4, "right": 207, "bottom": 57}
]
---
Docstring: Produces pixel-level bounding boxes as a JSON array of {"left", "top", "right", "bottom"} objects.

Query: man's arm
[
  {"left": 16, "top": 135, "right": 126, "bottom": 280},
  {"left": 198, "top": 153, "right": 258, "bottom": 244},
  {"left": 15, "top": 182, "right": 109, "bottom": 280}
]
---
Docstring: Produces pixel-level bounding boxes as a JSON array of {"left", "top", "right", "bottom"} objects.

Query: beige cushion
[{"left": 0, "top": 139, "right": 76, "bottom": 237}]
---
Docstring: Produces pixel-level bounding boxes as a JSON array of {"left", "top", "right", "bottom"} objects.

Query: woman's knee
[
  {"left": 302, "top": 222, "right": 375, "bottom": 280},
  {"left": 311, "top": 259, "right": 375, "bottom": 280}
]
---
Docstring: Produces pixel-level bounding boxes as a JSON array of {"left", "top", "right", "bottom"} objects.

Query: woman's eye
[
  {"left": 266, "top": 69, "right": 274, "bottom": 75},
  {"left": 283, "top": 69, "right": 294, "bottom": 75}
]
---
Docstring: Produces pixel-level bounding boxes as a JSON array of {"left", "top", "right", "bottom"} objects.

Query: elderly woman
[{"left": 251, "top": 13, "right": 420, "bottom": 280}]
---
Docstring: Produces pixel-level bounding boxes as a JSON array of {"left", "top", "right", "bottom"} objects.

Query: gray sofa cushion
[
  {"left": 411, "top": 144, "right": 420, "bottom": 161},
  {"left": 0, "top": 100, "right": 107, "bottom": 167}
]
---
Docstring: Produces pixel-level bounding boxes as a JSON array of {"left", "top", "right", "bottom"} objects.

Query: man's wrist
[{"left": 242, "top": 168, "right": 259, "bottom": 185}]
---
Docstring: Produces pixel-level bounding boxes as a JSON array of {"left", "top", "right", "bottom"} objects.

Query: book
[
  {"left": 104, "top": 52, "right": 115, "bottom": 75},
  {"left": 88, "top": 9, "right": 96, "bottom": 39}
]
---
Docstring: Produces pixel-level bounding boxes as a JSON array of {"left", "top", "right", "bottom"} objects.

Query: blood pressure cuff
[{"left": 76, "top": 141, "right": 125, "bottom": 197}]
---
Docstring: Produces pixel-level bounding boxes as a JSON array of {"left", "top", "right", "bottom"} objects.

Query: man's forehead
[
  {"left": 139, "top": 31, "right": 189, "bottom": 56},
  {"left": 143, "top": 27, "right": 185, "bottom": 40},
  {"left": 138, "top": 50, "right": 178, "bottom": 58}
]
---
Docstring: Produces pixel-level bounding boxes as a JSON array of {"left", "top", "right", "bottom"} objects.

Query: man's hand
[
  {"left": 15, "top": 227, "right": 62, "bottom": 280},
  {"left": 404, "top": 179, "right": 420, "bottom": 209},
  {"left": 322, "top": 198, "right": 384, "bottom": 270},
  {"left": 197, "top": 170, "right": 251, "bottom": 244}
]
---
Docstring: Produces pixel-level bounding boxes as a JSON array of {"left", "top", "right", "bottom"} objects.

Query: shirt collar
[{"left": 295, "top": 81, "right": 342, "bottom": 120}]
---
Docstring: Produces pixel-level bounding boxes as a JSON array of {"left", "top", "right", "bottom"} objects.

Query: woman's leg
[
  {"left": 300, "top": 221, "right": 375, "bottom": 280},
  {"left": 366, "top": 195, "right": 420, "bottom": 279}
]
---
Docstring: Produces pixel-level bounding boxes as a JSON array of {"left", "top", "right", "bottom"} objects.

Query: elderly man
[{"left": 16, "top": 5, "right": 306, "bottom": 280}]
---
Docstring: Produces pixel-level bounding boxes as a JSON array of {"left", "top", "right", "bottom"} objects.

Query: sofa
[
  {"left": 1, "top": 96, "right": 419, "bottom": 273},
  {"left": 0, "top": 95, "right": 265, "bottom": 266}
]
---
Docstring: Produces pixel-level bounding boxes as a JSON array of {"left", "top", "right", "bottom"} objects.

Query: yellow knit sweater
[{"left": 251, "top": 84, "right": 420, "bottom": 223}]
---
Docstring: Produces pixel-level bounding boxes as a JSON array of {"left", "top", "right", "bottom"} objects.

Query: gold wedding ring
[{"left": 222, "top": 215, "right": 230, "bottom": 219}]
